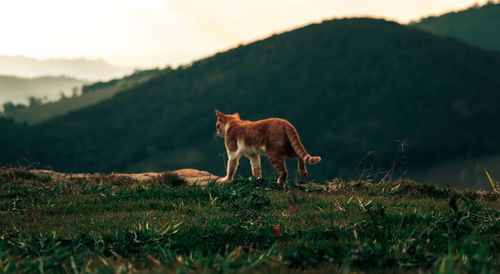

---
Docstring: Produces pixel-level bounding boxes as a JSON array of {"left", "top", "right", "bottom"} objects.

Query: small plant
[
  {"left": 484, "top": 168, "right": 499, "bottom": 194},
  {"left": 152, "top": 172, "right": 186, "bottom": 187}
]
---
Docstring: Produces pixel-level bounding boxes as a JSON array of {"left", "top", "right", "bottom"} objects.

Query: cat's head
[{"left": 215, "top": 110, "right": 240, "bottom": 137}]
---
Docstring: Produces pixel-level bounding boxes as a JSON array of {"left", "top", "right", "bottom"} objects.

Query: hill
[
  {"left": 0, "top": 55, "right": 132, "bottom": 81},
  {"left": 0, "top": 75, "right": 85, "bottom": 106},
  {"left": 411, "top": 2, "right": 500, "bottom": 52},
  {"left": 1, "top": 69, "right": 163, "bottom": 125},
  {"left": 1, "top": 18, "right": 500, "bottom": 189}
]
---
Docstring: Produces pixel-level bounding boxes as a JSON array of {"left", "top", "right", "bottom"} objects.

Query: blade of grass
[{"left": 484, "top": 169, "right": 498, "bottom": 194}]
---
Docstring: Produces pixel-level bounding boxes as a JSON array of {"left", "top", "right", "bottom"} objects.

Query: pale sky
[{"left": 0, "top": 0, "right": 491, "bottom": 68}]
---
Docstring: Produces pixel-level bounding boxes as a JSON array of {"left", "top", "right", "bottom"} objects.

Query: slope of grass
[{"left": 0, "top": 168, "right": 498, "bottom": 273}]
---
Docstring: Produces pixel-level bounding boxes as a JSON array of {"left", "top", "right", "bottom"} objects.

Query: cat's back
[
  {"left": 236, "top": 117, "right": 290, "bottom": 131},
  {"left": 229, "top": 118, "right": 292, "bottom": 142}
]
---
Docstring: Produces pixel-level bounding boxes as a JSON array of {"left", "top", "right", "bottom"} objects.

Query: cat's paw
[
  {"left": 299, "top": 170, "right": 308, "bottom": 178},
  {"left": 216, "top": 177, "right": 230, "bottom": 184}
]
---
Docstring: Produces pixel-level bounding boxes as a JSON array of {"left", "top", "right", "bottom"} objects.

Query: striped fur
[
  {"left": 215, "top": 110, "right": 321, "bottom": 184},
  {"left": 284, "top": 123, "right": 322, "bottom": 164}
]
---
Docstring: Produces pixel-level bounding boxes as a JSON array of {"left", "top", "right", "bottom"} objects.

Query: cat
[{"left": 215, "top": 110, "right": 321, "bottom": 184}]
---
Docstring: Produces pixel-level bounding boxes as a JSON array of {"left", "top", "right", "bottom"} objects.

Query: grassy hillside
[
  {"left": 1, "top": 18, "right": 500, "bottom": 188},
  {"left": 411, "top": 2, "right": 500, "bottom": 52},
  {"left": 0, "top": 75, "right": 84, "bottom": 106},
  {"left": 0, "top": 168, "right": 498, "bottom": 272},
  {"left": 2, "top": 69, "right": 163, "bottom": 125}
]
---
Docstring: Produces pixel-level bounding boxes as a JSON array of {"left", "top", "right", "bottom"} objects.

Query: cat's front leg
[
  {"left": 248, "top": 154, "right": 262, "bottom": 178},
  {"left": 218, "top": 153, "right": 240, "bottom": 183}
]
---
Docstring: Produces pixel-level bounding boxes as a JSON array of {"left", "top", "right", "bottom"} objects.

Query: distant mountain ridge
[
  {"left": 411, "top": 2, "right": 500, "bottom": 52},
  {"left": 0, "top": 55, "right": 133, "bottom": 81}
]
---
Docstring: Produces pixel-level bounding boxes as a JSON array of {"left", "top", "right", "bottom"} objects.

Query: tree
[
  {"left": 2, "top": 102, "right": 27, "bottom": 113},
  {"left": 72, "top": 87, "right": 79, "bottom": 98},
  {"left": 28, "top": 96, "right": 42, "bottom": 107}
]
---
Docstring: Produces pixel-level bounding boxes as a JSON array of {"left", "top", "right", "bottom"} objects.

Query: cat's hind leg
[
  {"left": 268, "top": 152, "right": 288, "bottom": 184},
  {"left": 298, "top": 158, "right": 308, "bottom": 178}
]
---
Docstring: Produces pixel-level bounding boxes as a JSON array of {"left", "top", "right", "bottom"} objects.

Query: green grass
[{"left": 0, "top": 168, "right": 498, "bottom": 273}]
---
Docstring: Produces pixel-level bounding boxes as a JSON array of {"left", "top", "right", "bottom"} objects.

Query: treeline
[
  {"left": 2, "top": 89, "right": 79, "bottom": 113},
  {"left": 81, "top": 68, "right": 165, "bottom": 94}
]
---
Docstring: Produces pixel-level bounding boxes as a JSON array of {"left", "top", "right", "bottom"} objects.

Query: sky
[{"left": 0, "top": 0, "right": 491, "bottom": 68}]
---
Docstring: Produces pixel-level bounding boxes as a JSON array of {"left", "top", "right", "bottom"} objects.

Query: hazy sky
[{"left": 0, "top": 0, "right": 490, "bottom": 68}]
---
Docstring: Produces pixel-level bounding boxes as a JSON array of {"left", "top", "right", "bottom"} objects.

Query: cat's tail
[
  {"left": 285, "top": 123, "right": 321, "bottom": 165},
  {"left": 304, "top": 155, "right": 322, "bottom": 164}
]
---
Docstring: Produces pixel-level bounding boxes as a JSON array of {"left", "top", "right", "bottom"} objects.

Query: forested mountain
[
  {"left": 411, "top": 2, "right": 500, "bottom": 52},
  {"left": 1, "top": 18, "right": 500, "bottom": 188}
]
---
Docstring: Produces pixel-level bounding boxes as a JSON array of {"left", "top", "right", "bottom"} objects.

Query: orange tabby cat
[{"left": 215, "top": 110, "right": 321, "bottom": 184}]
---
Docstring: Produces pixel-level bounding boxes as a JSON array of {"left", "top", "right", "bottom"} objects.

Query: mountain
[
  {"left": 0, "top": 75, "right": 85, "bottom": 105},
  {"left": 1, "top": 69, "right": 163, "bottom": 125},
  {"left": 0, "top": 55, "right": 133, "bottom": 81},
  {"left": 1, "top": 18, "right": 500, "bottom": 189},
  {"left": 411, "top": 2, "right": 500, "bottom": 52}
]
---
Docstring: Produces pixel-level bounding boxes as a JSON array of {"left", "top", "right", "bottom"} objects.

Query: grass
[{"left": 0, "top": 167, "right": 498, "bottom": 273}]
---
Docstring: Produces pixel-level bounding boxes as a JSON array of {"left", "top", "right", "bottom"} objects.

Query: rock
[
  {"left": 172, "top": 168, "right": 219, "bottom": 186},
  {"left": 30, "top": 168, "right": 219, "bottom": 187}
]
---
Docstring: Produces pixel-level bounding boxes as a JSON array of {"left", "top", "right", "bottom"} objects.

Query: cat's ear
[
  {"left": 233, "top": 113, "right": 240, "bottom": 119},
  {"left": 215, "top": 109, "right": 225, "bottom": 120}
]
